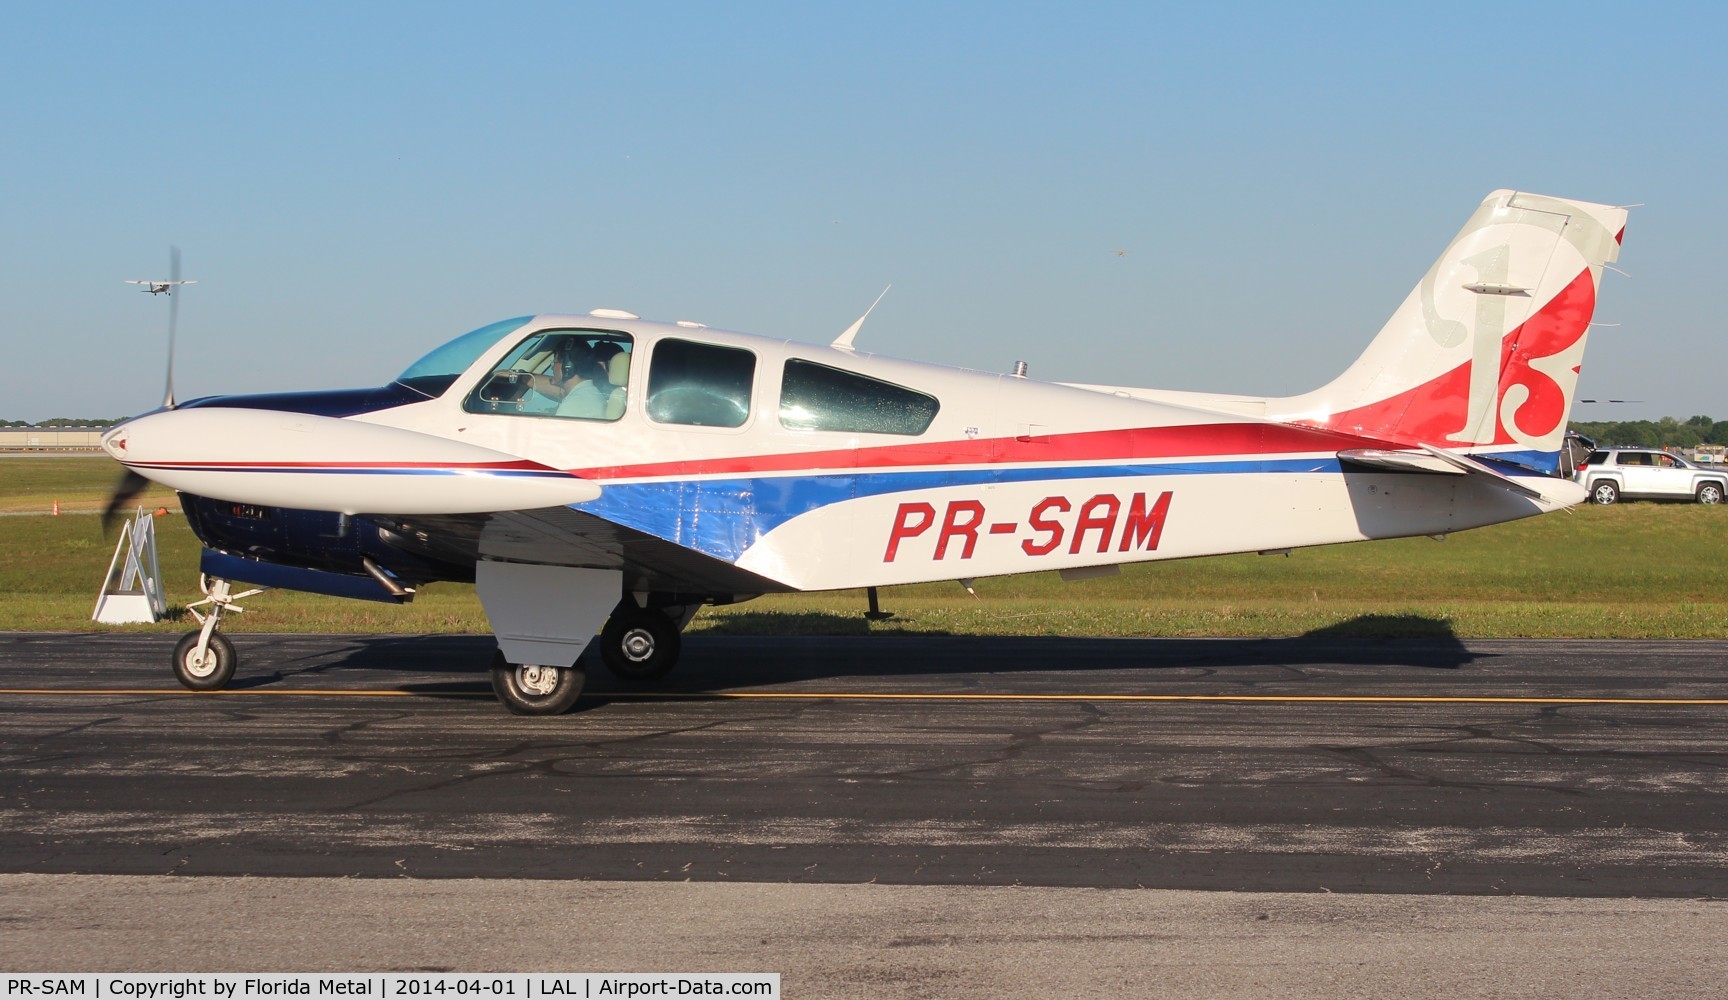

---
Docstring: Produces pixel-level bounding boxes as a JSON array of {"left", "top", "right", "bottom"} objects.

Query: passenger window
[
  {"left": 646, "top": 339, "right": 756, "bottom": 428},
  {"left": 779, "top": 359, "right": 940, "bottom": 435},
  {"left": 463, "top": 330, "right": 633, "bottom": 421},
  {"left": 1617, "top": 453, "right": 1651, "bottom": 466}
]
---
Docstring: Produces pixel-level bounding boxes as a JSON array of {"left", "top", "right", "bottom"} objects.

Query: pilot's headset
[{"left": 552, "top": 338, "right": 583, "bottom": 377}]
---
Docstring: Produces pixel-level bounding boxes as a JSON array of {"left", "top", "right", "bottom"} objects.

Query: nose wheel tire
[
  {"left": 1590, "top": 481, "right": 1619, "bottom": 505},
  {"left": 490, "top": 651, "right": 585, "bottom": 715},
  {"left": 173, "top": 631, "right": 237, "bottom": 691},
  {"left": 601, "top": 607, "right": 682, "bottom": 680}
]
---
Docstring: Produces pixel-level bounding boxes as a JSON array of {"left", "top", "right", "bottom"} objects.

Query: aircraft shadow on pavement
[{"left": 219, "top": 612, "right": 1482, "bottom": 699}]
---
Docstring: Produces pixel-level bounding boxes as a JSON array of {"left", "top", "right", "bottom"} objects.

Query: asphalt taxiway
[{"left": 3, "top": 630, "right": 1726, "bottom": 990}]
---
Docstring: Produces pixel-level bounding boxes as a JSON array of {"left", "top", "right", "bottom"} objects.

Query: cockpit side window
[
  {"left": 646, "top": 339, "right": 756, "bottom": 428},
  {"left": 463, "top": 329, "right": 634, "bottom": 421},
  {"left": 779, "top": 359, "right": 939, "bottom": 435}
]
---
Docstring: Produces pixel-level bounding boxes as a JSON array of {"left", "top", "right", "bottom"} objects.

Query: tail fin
[{"left": 1269, "top": 190, "right": 1628, "bottom": 468}]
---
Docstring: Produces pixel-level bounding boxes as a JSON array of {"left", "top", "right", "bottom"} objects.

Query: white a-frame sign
[{"left": 93, "top": 508, "right": 168, "bottom": 624}]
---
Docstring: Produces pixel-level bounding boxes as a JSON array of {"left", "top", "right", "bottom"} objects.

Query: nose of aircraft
[
  {"left": 99, "top": 407, "right": 601, "bottom": 515},
  {"left": 100, "top": 407, "right": 194, "bottom": 467},
  {"left": 99, "top": 414, "right": 165, "bottom": 533}
]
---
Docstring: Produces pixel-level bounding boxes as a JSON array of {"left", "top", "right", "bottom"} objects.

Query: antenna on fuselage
[{"left": 832, "top": 284, "right": 891, "bottom": 353}]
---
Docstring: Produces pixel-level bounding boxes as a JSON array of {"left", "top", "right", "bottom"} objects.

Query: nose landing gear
[{"left": 171, "top": 575, "right": 265, "bottom": 692}]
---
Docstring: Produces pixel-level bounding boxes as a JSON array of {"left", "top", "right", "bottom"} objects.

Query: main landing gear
[
  {"left": 166, "top": 564, "right": 701, "bottom": 717},
  {"left": 599, "top": 602, "right": 685, "bottom": 680},
  {"left": 489, "top": 651, "right": 586, "bottom": 715},
  {"left": 170, "top": 576, "right": 264, "bottom": 692},
  {"left": 489, "top": 600, "right": 696, "bottom": 715}
]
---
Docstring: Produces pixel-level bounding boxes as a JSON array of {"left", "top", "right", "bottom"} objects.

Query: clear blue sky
[{"left": 2, "top": 1, "right": 1720, "bottom": 423}]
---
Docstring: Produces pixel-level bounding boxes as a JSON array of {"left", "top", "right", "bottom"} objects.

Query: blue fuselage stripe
[{"left": 576, "top": 456, "right": 1348, "bottom": 562}]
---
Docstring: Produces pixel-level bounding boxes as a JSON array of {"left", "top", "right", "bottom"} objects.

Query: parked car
[
  {"left": 1559, "top": 431, "right": 1596, "bottom": 476},
  {"left": 1572, "top": 448, "right": 1727, "bottom": 504}
]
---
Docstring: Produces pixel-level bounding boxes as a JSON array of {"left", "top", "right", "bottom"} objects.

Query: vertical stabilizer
[{"left": 1268, "top": 190, "right": 1627, "bottom": 468}]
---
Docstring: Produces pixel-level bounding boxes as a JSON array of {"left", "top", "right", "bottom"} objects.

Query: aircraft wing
[{"left": 365, "top": 507, "right": 787, "bottom": 597}]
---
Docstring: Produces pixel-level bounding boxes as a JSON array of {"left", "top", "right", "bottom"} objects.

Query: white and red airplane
[{"left": 102, "top": 189, "right": 1628, "bottom": 715}]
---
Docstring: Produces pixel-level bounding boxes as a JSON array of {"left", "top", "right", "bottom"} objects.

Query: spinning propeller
[{"left": 106, "top": 247, "right": 192, "bottom": 533}]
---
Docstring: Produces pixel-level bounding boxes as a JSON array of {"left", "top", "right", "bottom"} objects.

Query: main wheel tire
[
  {"left": 601, "top": 607, "right": 682, "bottom": 680},
  {"left": 1590, "top": 481, "right": 1619, "bottom": 505},
  {"left": 1699, "top": 483, "right": 1724, "bottom": 505},
  {"left": 173, "top": 630, "right": 237, "bottom": 691},
  {"left": 489, "top": 651, "right": 584, "bottom": 715}
]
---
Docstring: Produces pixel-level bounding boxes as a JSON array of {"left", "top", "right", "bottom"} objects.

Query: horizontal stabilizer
[
  {"left": 1416, "top": 444, "right": 1548, "bottom": 501},
  {"left": 1339, "top": 445, "right": 1557, "bottom": 503},
  {"left": 1337, "top": 449, "right": 1467, "bottom": 476}
]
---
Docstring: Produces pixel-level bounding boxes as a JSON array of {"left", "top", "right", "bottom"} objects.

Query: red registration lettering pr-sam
[
  {"left": 935, "top": 500, "right": 986, "bottom": 559},
  {"left": 883, "top": 502, "right": 936, "bottom": 562},
  {"left": 1118, "top": 491, "right": 1173, "bottom": 551},
  {"left": 1069, "top": 494, "right": 1121, "bottom": 554},
  {"left": 1021, "top": 497, "right": 1070, "bottom": 556}
]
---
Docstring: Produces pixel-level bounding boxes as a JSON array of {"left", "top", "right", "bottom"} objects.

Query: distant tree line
[
  {"left": 1569, "top": 415, "right": 1726, "bottom": 450},
  {"left": 0, "top": 418, "right": 125, "bottom": 428}
]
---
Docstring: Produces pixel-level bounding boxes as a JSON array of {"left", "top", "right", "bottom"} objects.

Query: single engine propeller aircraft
[
  {"left": 125, "top": 279, "right": 198, "bottom": 295},
  {"left": 125, "top": 246, "right": 196, "bottom": 298},
  {"left": 102, "top": 190, "right": 1628, "bottom": 715}
]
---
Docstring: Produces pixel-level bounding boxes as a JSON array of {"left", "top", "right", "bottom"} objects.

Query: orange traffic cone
[{"left": 51, "top": 500, "right": 60, "bottom": 516}]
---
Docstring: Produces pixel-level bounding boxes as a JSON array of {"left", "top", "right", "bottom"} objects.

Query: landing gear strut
[{"left": 171, "top": 575, "right": 264, "bottom": 692}]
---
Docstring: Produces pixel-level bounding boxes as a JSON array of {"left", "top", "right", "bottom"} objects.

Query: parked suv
[{"left": 1572, "top": 448, "right": 1727, "bottom": 504}]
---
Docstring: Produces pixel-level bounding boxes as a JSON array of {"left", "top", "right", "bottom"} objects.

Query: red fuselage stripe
[{"left": 568, "top": 421, "right": 1397, "bottom": 481}]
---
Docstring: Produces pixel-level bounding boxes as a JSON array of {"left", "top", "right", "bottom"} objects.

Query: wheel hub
[
  {"left": 622, "top": 628, "right": 656, "bottom": 662},
  {"left": 182, "top": 647, "right": 218, "bottom": 678},
  {"left": 516, "top": 664, "right": 560, "bottom": 696}
]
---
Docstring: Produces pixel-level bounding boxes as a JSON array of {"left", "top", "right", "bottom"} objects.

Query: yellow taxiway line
[{"left": 3, "top": 688, "right": 1728, "bottom": 706}]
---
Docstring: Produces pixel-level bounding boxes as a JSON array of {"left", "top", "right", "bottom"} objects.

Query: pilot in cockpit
[
  {"left": 553, "top": 347, "right": 610, "bottom": 418},
  {"left": 510, "top": 336, "right": 628, "bottom": 419},
  {"left": 522, "top": 339, "right": 588, "bottom": 412}
]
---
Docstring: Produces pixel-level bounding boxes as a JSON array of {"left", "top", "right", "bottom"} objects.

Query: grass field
[{"left": 5, "top": 455, "right": 1725, "bottom": 638}]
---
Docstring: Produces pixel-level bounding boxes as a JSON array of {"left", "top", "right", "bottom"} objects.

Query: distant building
[{"left": 0, "top": 428, "right": 105, "bottom": 451}]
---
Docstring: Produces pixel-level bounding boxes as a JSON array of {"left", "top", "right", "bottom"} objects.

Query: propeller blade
[
  {"left": 101, "top": 468, "right": 151, "bottom": 536},
  {"left": 164, "top": 246, "right": 181, "bottom": 409}
]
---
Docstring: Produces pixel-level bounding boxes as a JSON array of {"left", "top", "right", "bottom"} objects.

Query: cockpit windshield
[{"left": 393, "top": 316, "right": 533, "bottom": 398}]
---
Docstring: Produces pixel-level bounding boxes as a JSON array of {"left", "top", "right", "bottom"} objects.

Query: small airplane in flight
[
  {"left": 126, "top": 245, "right": 197, "bottom": 296},
  {"left": 102, "top": 189, "right": 1628, "bottom": 715},
  {"left": 125, "top": 279, "right": 198, "bottom": 295}
]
